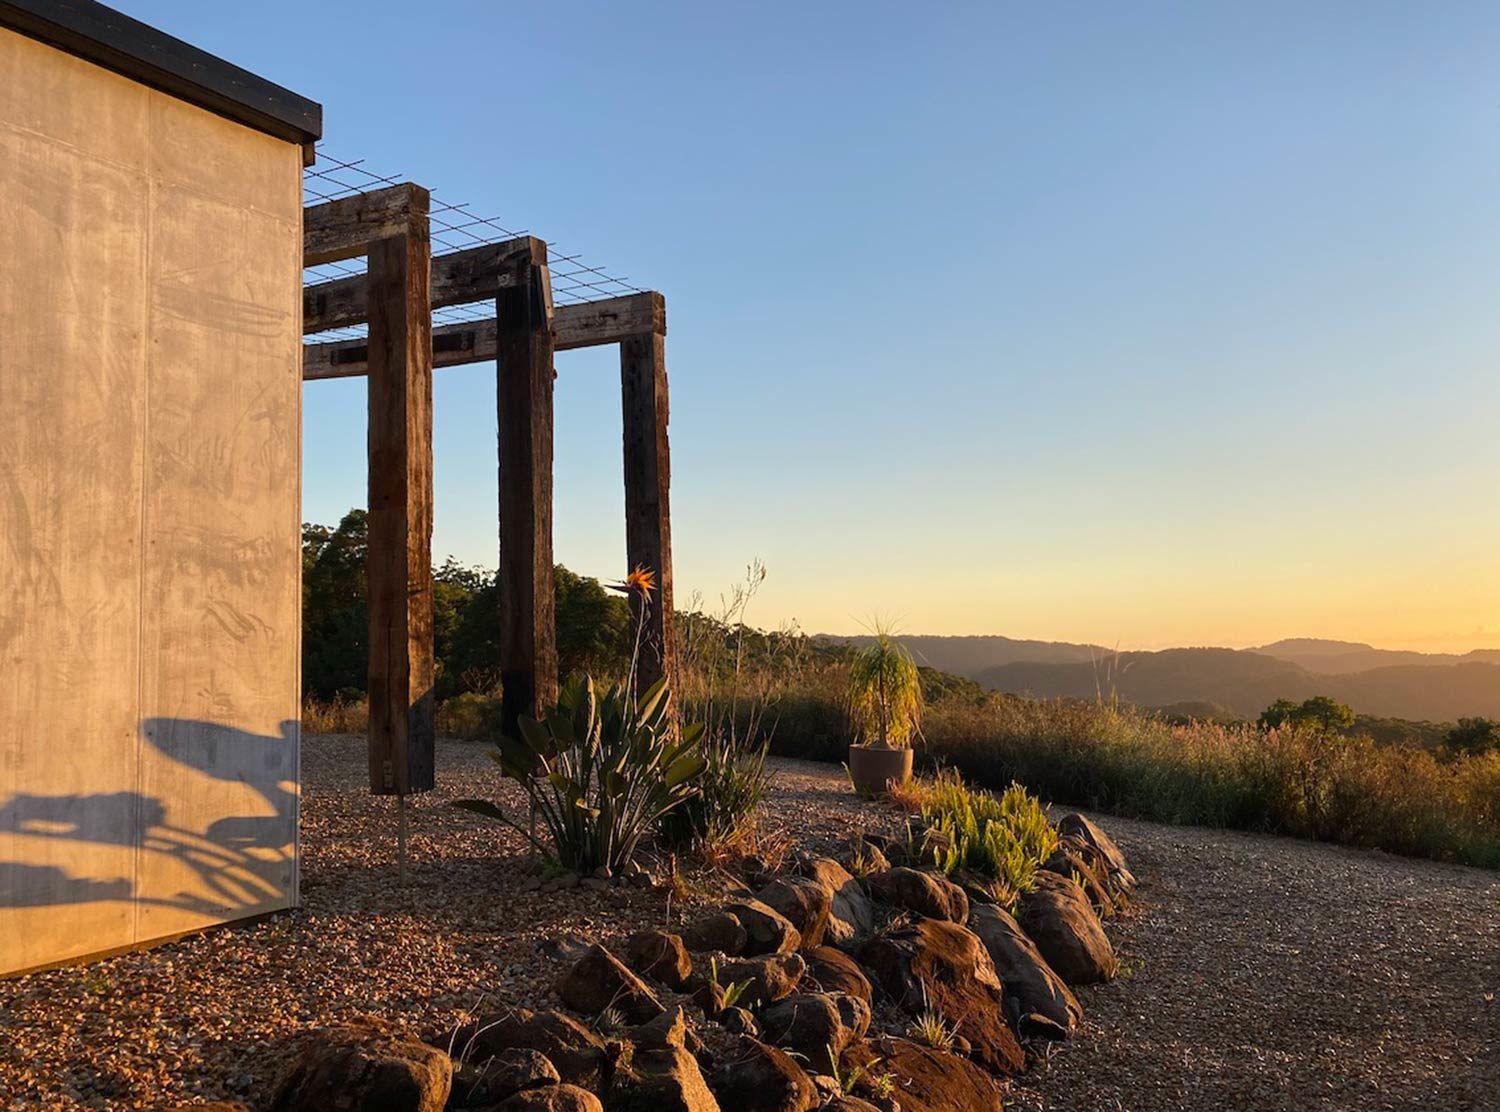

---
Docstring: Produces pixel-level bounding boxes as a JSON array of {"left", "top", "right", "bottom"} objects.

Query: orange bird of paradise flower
[{"left": 609, "top": 566, "right": 656, "bottom": 598}]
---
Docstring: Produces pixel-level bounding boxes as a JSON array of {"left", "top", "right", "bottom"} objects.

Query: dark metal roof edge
[{"left": 0, "top": 0, "right": 322, "bottom": 145}]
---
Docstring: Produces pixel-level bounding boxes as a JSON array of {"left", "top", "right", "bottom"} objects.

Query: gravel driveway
[
  {"left": 1, "top": 737, "right": 1496, "bottom": 1110},
  {"left": 1009, "top": 811, "right": 1500, "bottom": 1111}
]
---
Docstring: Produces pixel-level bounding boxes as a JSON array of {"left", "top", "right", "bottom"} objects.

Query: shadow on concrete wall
[{"left": 0, "top": 719, "right": 297, "bottom": 915}]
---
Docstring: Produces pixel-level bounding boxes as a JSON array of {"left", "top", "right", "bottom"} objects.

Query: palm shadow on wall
[{"left": 0, "top": 719, "right": 297, "bottom": 916}]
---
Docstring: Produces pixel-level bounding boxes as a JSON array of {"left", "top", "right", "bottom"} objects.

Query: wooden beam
[
  {"left": 620, "top": 331, "right": 676, "bottom": 694},
  {"left": 302, "top": 292, "right": 666, "bottom": 379},
  {"left": 303, "top": 184, "right": 428, "bottom": 267},
  {"left": 303, "top": 237, "right": 540, "bottom": 335},
  {"left": 496, "top": 241, "right": 559, "bottom": 733},
  {"left": 365, "top": 211, "right": 435, "bottom": 798}
]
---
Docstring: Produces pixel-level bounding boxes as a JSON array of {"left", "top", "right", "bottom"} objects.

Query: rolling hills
[{"left": 823, "top": 635, "right": 1500, "bottom": 721}]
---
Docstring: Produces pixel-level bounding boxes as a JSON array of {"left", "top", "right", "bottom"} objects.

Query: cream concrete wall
[{"left": 0, "top": 28, "right": 303, "bottom": 975}]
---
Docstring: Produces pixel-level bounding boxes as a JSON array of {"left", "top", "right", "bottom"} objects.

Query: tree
[
  {"left": 1296, "top": 695, "right": 1355, "bottom": 735},
  {"left": 1257, "top": 698, "right": 1300, "bottom": 731},
  {"left": 1257, "top": 695, "right": 1354, "bottom": 736},
  {"left": 301, "top": 510, "right": 368, "bottom": 699},
  {"left": 1443, "top": 717, "right": 1500, "bottom": 759}
]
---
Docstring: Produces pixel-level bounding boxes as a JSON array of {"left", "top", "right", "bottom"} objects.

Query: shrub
[
  {"left": 435, "top": 690, "right": 504, "bottom": 740},
  {"left": 849, "top": 629, "right": 922, "bottom": 749},
  {"left": 658, "top": 728, "right": 771, "bottom": 852},
  {"left": 453, "top": 674, "right": 706, "bottom": 873},
  {"left": 917, "top": 770, "right": 1059, "bottom": 903}
]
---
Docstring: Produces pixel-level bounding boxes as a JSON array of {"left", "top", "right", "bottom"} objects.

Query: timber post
[
  {"left": 496, "top": 237, "right": 559, "bottom": 734},
  {"left": 619, "top": 309, "right": 674, "bottom": 693},
  {"left": 363, "top": 185, "right": 436, "bottom": 801}
]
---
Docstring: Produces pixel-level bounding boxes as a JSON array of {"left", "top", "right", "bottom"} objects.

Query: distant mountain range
[{"left": 826, "top": 635, "right": 1500, "bottom": 722}]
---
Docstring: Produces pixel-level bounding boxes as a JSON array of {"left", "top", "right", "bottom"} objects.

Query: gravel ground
[
  {"left": 1, "top": 736, "right": 1497, "bottom": 1110},
  {"left": 1009, "top": 815, "right": 1500, "bottom": 1111}
]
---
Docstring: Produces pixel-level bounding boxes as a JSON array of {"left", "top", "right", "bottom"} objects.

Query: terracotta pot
[{"left": 848, "top": 745, "right": 914, "bottom": 796}]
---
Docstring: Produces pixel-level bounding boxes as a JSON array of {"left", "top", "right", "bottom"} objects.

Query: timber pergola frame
[{"left": 302, "top": 183, "right": 675, "bottom": 798}]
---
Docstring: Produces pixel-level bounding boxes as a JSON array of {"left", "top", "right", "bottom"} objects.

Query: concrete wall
[{"left": 0, "top": 28, "right": 303, "bottom": 975}]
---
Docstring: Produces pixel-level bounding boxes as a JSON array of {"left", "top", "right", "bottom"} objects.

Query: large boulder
[
  {"left": 802, "top": 946, "right": 872, "bottom": 1003},
  {"left": 627, "top": 929, "right": 694, "bottom": 990},
  {"left": 441, "top": 1009, "right": 609, "bottom": 1090},
  {"left": 1016, "top": 872, "right": 1118, "bottom": 985},
  {"left": 555, "top": 944, "right": 664, "bottom": 1023},
  {"left": 1056, "top": 813, "right": 1136, "bottom": 891},
  {"left": 867, "top": 867, "right": 968, "bottom": 923},
  {"left": 757, "top": 992, "right": 868, "bottom": 1071},
  {"left": 495, "top": 1085, "right": 603, "bottom": 1112},
  {"left": 682, "top": 912, "right": 748, "bottom": 956},
  {"left": 967, "top": 903, "right": 1082, "bottom": 1034},
  {"left": 707, "top": 1037, "right": 818, "bottom": 1112},
  {"left": 723, "top": 899, "right": 802, "bottom": 956},
  {"left": 857, "top": 919, "right": 1025, "bottom": 1077},
  {"left": 698, "top": 951, "right": 806, "bottom": 1008},
  {"left": 610, "top": 1044, "right": 720, "bottom": 1112},
  {"left": 756, "top": 877, "right": 833, "bottom": 950},
  {"left": 269, "top": 1024, "right": 451, "bottom": 1112},
  {"left": 450, "top": 1048, "right": 559, "bottom": 1108},
  {"left": 840, "top": 1038, "right": 1002, "bottom": 1112},
  {"left": 797, "top": 857, "right": 876, "bottom": 949}
]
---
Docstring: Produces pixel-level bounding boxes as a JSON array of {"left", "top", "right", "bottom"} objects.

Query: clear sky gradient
[{"left": 125, "top": 1, "right": 1500, "bottom": 652}]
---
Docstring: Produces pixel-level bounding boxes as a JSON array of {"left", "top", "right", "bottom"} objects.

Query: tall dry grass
[{"left": 768, "top": 684, "right": 1500, "bottom": 868}]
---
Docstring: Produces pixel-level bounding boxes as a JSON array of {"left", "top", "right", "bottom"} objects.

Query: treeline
[{"left": 303, "top": 509, "right": 634, "bottom": 702}]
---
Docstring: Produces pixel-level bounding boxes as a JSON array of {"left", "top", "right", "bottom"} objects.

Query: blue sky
[{"left": 126, "top": 1, "right": 1500, "bottom": 650}]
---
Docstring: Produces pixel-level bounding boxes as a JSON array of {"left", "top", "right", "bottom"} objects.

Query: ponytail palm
[{"left": 849, "top": 630, "right": 922, "bottom": 749}]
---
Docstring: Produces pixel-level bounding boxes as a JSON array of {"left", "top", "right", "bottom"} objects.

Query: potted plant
[{"left": 847, "top": 628, "right": 922, "bottom": 795}]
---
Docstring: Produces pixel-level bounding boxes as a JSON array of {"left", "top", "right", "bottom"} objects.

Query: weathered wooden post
[
  {"left": 619, "top": 311, "right": 675, "bottom": 693},
  {"left": 364, "top": 185, "right": 435, "bottom": 879},
  {"left": 496, "top": 237, "right": 559, "bottom": 734}
]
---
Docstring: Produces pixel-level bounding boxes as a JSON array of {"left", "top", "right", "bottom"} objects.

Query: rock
[
  {"left": 611, "top": 1044, "right": 720, "bottom": 1112},
  {"left": 1041, "top": 844, "right": 1117, "bottom": 917},
  {"left": 1056, "top": 813, "right": 1136, "bottom": 891},
  {"left": 821, "top": 1098, "right": 882, "bottom": 1112},
  {"left": 627, "top": 930, "right": 694, "bottom": 990},
  {"left": 757, "top": 992, "right": 857, "bottom": 1071},
  {"left": 1016, "top": 1011, "right": 1071, "bottom": 1041},
  {"left": 632, "top": 1005, "right": 690, "bottom": 1050},
  {"left": 967, "top": 903, "right": 1082, "bottom": 1033},
  {"left": 841, "top": 1038, "right": 1002, "bottom": 1112},
  {"left": 1016, "top": 872, "right": 1118, "bottom": 985},
  {"left": 494, "top": 1085, "right": 603, "bottom": 1112},
  {"left": 269, "top": 1024, "right": 451, "bottom": 1112},
  {"left": 701, "top": 951, "right": 806, "bottom": 1008},
  {"left": 841, "top": 837, "right": 890, "bottom": 877},
  {"left": 450, "top": 1048, "right": 560, "bottom": 1107},
  {"left": 691, "top": 978, "right": 728, "bottom": 1018},
  {"left": 707, "top": 1036, "right": 819, "bottom": 1112},
  {"left": 867, "top": 867, "right": 968, "bottom": 923},
  {"left": 857, "top": 919, "right": 1025, "bottom": 1077},
  {"left": 756, "top": 877, "right": 833, "bottom": 950},
  {"left": 555, "top": 944, "right": 664, "bottom": 1023},
  {"left": 442, "top": 1009, "right": 609, "bottom": 1090},
  {"left": 797, "top": 857, "right": 876, "bottom": 950},
  {"left": 537, "top": 934, "right": 593, "bottom": 963},
  {"left": 723, "top": 899, "right": 801, "bottom": 955},
  {"left": 682, "top": 912, "right": 749, "bottom": 956},
  {"left": 721, "top": 1007, "right": 758, "bottom": 1038},
  {"left": 803, "top": 946, "right": 872, "bottom": 1003},
  {"left": 832, "top": 993, "right": 872, "bottom": 1043}
]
